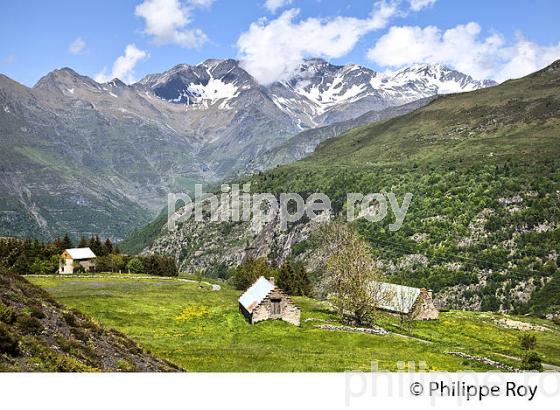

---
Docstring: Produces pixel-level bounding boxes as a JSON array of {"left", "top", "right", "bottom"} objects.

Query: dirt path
[{"left": 494, "top": 352, "right": 560, "bottom": 372}]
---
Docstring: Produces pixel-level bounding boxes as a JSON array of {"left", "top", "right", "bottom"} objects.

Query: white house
[{"left": 59, "top": 247, "right": 97, "bottom": 274}]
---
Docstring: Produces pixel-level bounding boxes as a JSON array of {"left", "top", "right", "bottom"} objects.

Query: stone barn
[
  {"left": 59, "top": 247, "right": 97, "bottom": 274},
  {"left": 238, "top": 277, "right": 301, "bottom": 326},
  {"left": 371, "top": 281, "right": 439, "bottom": 320}
]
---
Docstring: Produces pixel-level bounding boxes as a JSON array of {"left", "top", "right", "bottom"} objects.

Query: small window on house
[{"left": 271, "top": 299, "right": 281, "bottom": 315}]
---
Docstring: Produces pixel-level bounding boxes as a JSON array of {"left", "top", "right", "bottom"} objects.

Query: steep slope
[
  {"left": 0, "top": 266, "right": 178, "bottom": 371},
  {"left": 306, "top": 62, "right": 558, "bottom": 167},
  {"left": 145, "top": 60, "right": 560, "bottom": 315},
  {"left": 0, "top": 69, "right": 199, "bottom": 240},
  {"left": 0, "top": 60, "right": 493, "bottom": 240},
  {"left": 244, "top": 97, "right": 436, "bottom": 172},
  {"left": 135, "top": 59, "right": 300, "bottom": 175}
]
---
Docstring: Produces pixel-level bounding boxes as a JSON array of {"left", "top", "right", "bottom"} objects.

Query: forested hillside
[{"left": 141, "top": 60, "right": 560, "bottom": 316}]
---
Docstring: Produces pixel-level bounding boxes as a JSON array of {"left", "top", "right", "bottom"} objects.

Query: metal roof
[
  {"left": 64, "top": 247, "right": 96, "bottom": 260},
  {"left": 370, "top": 281, "right": 421, "bottom": 314},
  {"left": 238, "top": 276, "right": 275, "bottom": 313}
]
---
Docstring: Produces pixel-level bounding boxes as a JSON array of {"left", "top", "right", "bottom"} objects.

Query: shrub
[
  {"left": 126, "top": 257, "right": 144, "bottom": 274},
  {"left": 142, "top": 255, "right": 178, "bottom": 277},
  {"left": 521, "top": 352, "right": 543, "bottom": 372},
  {"left": 0, "top": 302, "right": 16, "bottom": 325},
  {"left": 29, "top": 256, "right": 59, "bottom": 275},
  {"left": 0, "top": 323, "right": 20, "bottom": 356},
  {"left": 16, "top": 314, "right": 43, "bottom": 335},
  {"left": 73, "top": 261, "right": 85, "bottom": 274},
  {"left": 519, "top": 333, "right": 537, "bottom": 351}
]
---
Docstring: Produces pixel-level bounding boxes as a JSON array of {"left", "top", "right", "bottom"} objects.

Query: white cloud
[
  {"left": 135, "top": 0, "right": 211, "bottom": 48},
  {"left": 95, "top": 44, "right": 148, "bottom": 84},
  {"left": 366, "top": 22, "right": 560, "bottom": 81},
  {"left": 2, "top": 54, "right": 15, "bottom": 65},
  {"left": 264, "top": 0, "right": 293, "bottom": 14},
  {"left": 68, "top": 37, "right": 86, "bottom": 54},
  {"left": 409, "top": 0, "right": 436, "bottom": 11},
  {"left": 237, "top": 1, "right": 399, "bottom": 85},
  {"left": 189, "top": 0, "right": 213, "bottom": 6}
]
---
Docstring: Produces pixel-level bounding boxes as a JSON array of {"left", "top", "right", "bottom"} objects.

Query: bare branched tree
[{"left": 319, "top": 223, "right": 386, "bottom": 325}]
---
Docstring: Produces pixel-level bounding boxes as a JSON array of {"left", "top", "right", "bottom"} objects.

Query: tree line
[
  {"left": 230, "top": 257, "right": 312, "bottom": 297},
  {"left": 0, "top": 235, "right": 177, "bottom": 277}
]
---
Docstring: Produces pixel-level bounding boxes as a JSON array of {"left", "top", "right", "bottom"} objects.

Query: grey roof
[
  {"left": 370, "top": 281, "right": 421, "bottom": 314},
  {"left": 238, "top": 276, "right": 275, "bottom": 313}
]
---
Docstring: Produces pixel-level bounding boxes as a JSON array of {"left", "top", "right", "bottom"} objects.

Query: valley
[{"left": 0, "top": 60, "right": 492, "bottom": 240}]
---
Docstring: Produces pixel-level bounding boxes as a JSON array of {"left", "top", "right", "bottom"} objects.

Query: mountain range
[{"left": 0, "top": 58, "right": 495, "bottom": 240}]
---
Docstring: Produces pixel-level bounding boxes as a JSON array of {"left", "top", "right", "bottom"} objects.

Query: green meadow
[{"left": 29, "top": 275, "right": 560, "bottom": 372}]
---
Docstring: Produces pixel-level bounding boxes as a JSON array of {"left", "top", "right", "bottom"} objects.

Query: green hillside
[
  {"left": 244, "top": 61, "right": 560, "bottom": 314},
  {"left": 136, "top": 60, "right": 560, "bottom": 316},
  {"left": 28, "top": 275, "right": 560, "bottom": 372}
]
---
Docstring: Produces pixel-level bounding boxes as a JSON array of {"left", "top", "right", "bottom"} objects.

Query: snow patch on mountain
[
  {"left": 293, "top": 77, "right": 369, "bottom": 115},
  {"left": 185, "top": 78, "right": 240, "bottom": 109},
  {"left": 371, "top": 63, "right": 496, "bottom": 101}
]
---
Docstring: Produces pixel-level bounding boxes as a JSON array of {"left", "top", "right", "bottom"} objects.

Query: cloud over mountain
[
  {"left": 237, "top": 1, "right": 399, "bottom": 85},
  {"left": 367, "top": 22, "right": 560, "bottom": 81},
  {"left": 95, "top": 44, "right": 148, "bottom": 84}
]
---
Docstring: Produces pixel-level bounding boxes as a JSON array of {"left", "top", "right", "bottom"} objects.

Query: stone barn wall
[
  {"left": 251, "top": 288, "right": 301, "bottom": 326},
  {"left": 409, "top": 289, "right": 439, "bottom": 320},
  {"left": 78, "top": 260, "right": 96, "bottom": 272}
]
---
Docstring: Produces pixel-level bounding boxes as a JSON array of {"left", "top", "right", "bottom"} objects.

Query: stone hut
[
  {"left": 59, "top": 247, "right": 96, "bottom": 274},
  {"left": 372, "top": 281, "right": 439, "bottom": 320},
  {"left": 238, "top": 276, "right": 301, "bottom": 326}
]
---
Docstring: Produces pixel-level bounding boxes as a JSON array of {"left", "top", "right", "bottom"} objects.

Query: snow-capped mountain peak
[
  {"left": 134, "top": 58, "right": 495, "bottom": 126},
  {"left": 136, "top": 59, "right": 252, "bottom": 110},
  {"left": 388, "top": 63, "right": 497, "bottom": 94}
]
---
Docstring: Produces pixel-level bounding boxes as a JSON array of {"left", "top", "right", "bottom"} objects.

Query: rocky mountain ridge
[{"left": 0, "top": 59, "right": 494, "bottom": 239}]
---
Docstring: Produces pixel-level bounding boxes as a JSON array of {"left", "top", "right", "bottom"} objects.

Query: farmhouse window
[{"left": 271, "top": 299, "right": 281, "bottom": 315}]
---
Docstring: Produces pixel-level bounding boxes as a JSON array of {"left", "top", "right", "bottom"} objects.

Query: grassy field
[{"left": 29, "top": 275, "right": 560, "bottom": 372}]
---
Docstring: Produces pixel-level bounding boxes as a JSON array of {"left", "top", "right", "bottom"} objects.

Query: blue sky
[{"left": 1, "top": 0, "right": 560, "bottom": 86}]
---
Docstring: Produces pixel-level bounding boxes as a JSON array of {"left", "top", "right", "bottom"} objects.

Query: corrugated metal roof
[
  {"left": 64, "top": 247, "right": 96, "bottom": 260},
  {"left": 370, "top": 281, "right": 420, "bottom": 314},
  {"left": 238, "top": 276, "right": 275, "bottom": 313}
]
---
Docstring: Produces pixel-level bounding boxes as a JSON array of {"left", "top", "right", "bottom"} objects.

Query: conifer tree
[
  {"left": 61, "top": 233, "right": 73, "bottom": 250},
  {"left": 104, "top": 238, "right": 113, "bottom": 255}
]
